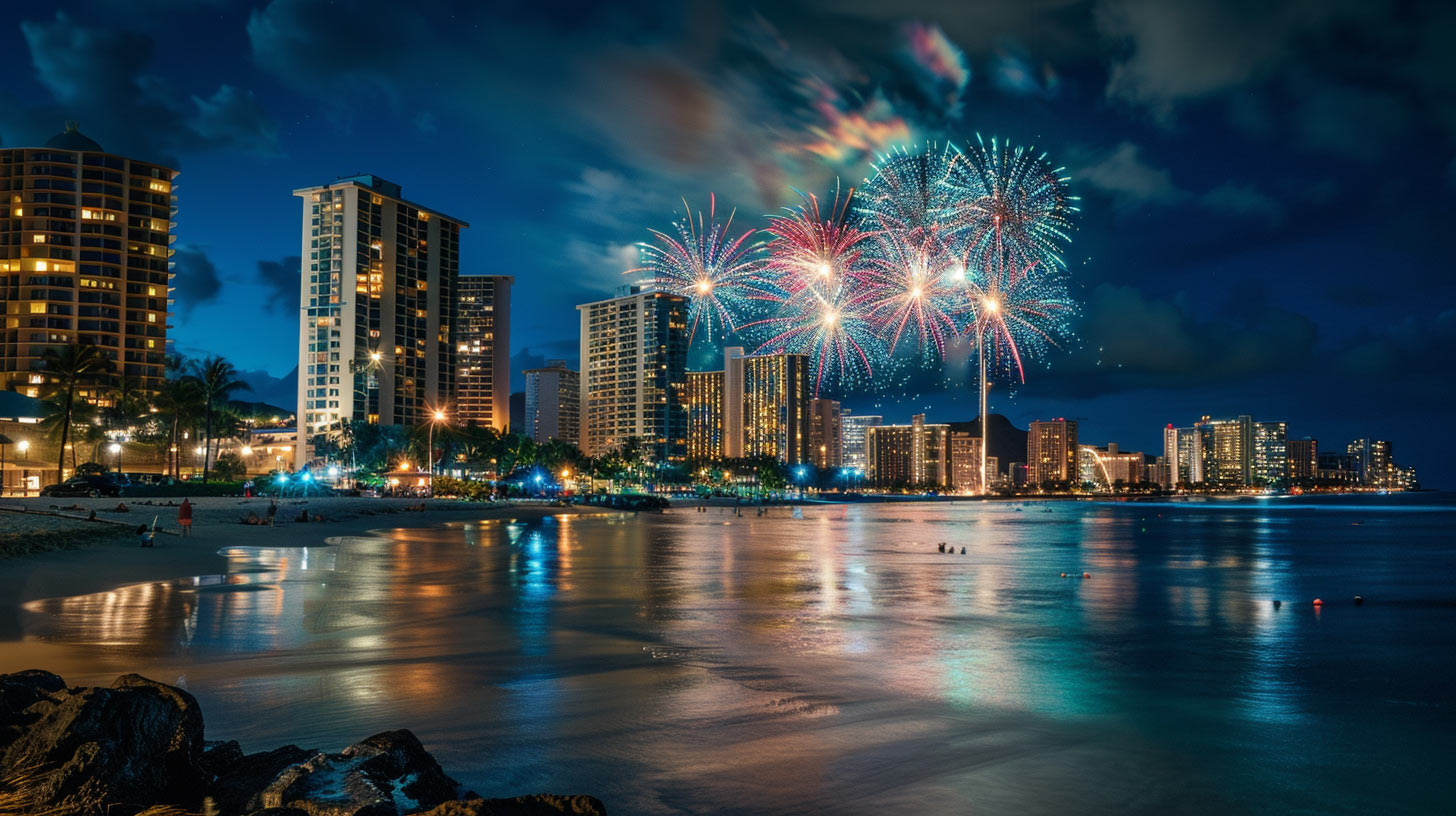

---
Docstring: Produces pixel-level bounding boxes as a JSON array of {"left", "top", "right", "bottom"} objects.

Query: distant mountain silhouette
[{"left": 947, "top": 414, "right": 1027, "bottom": 475}]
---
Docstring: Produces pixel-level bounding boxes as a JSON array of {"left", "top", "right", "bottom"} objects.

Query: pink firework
[
  {"left": 747, "top": 186, "right": 885, "bottom": 393},
  {"left": 856, "top": 144, "right": 967, "bottom": 357}
]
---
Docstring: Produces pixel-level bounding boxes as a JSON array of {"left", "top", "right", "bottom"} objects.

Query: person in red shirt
[{"left": 178, "top": 498, "right": 193, "bottom": 537}]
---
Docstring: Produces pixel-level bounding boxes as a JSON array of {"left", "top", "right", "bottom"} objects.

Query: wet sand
[{"left": 0, "top": 496, "right": 593, "bottom": 611}]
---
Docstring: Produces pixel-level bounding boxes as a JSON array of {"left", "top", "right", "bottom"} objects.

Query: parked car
[{"left": 40, "top": 475, "right": 123, "bottom": 498}]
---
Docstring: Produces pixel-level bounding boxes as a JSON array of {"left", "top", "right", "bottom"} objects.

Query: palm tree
[
  {"left": 192, "top": 356, "right": 250, "bottom": 482},
  {"left": 151, "top": 377, "right": 203, "bottom": 477},
  {"left": 39, "top": 344, "right": 115, "bottom": 480}
]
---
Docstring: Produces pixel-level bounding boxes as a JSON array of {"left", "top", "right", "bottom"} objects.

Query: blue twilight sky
[{"left": 1, "top": 1, "right": 1453, "bottom": 483}]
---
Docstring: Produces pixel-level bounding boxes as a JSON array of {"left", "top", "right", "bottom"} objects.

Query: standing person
[{"left": 178, "top": 498, "right": 193, "bottom": 537}]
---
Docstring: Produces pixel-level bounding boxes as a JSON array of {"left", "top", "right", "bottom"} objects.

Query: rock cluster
[{"left": 0, "top": 671, "right": 605, "bottom": 816}]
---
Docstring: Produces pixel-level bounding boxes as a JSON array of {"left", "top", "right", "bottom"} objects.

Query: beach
[{"left": 0, "top": 495, "right": 593, "bottom": 611}]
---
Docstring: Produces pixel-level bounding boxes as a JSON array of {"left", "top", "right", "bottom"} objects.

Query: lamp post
[
  {"left": 0, "top": 433, "right": 11, "bottom": 497},
  {"left": 427, "top": 409, "right": 446, "bottom": 491},
  {"left": 17, "top": 439, "right": 29, "bottom": 497},
  {"left": 109, "top": 441, "right": 122, "bottom": 475}
]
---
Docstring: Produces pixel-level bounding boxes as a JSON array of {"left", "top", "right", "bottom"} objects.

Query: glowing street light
[{"left": 426, "top": 409, "right": 448, "bottom": 489}]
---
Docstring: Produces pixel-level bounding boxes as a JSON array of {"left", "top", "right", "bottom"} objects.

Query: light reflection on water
[{"left": 9, "top": 498, "right": 1456, "bottom": 815}]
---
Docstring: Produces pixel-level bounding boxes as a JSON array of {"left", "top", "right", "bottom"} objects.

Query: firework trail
[
  {"left": 963, "top": 263, "right": 1078, "bottom": 384},
  {"left": 634, "top": 194, "right": 764, "bottom": 342},
  {"left": 746, "top": 186, "right": 885, "bottom": 394},
  {"left": 946, "top": 134, "right": 1078, "bottom": 284},
  {"left": 856, "top": 143, "right": 967, "bottom": 357}
]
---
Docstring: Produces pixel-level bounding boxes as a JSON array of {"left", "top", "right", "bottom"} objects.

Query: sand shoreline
[{"left": 0, "top": 496, "right": 598, "bottom": 613}]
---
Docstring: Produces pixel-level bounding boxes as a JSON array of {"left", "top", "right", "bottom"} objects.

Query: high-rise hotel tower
[
  {"left": 578, "top": 286, "right": 688, "bottom": 462},
  {"left": 293, "top": 175, "right": 465, "bottom": 467},
  {"left": 455, "top": 274, "right": 511, "bottom": 431},
  {"left": 1, "top": 123, "right": 175, "bottom": 399}
]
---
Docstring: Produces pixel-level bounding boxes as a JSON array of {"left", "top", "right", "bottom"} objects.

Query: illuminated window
[
  {"left": 31, "top": 234, "right": 44, "bottom": 243},
  {"left": 29, "top": 303, "right": 45, "bottom": 314},
  {"left": 35, "top": 262, "right": 47, "bottom": 272},
  {"left": 147, "top": 313, "right": 156, "bottom": 323},
  {"left": 148, "top": 180, "right": 169, "bottom": 192},
  {"left": 147, "top": 286, "right": 157, "bottom": 296},
  {"left": 146, "top": 339, "right": 156, "bottom": 348},
  {"left": 13, "top": 207, "right": 21, "bottom": 216}
]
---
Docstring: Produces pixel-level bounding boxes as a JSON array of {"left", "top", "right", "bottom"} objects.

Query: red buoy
[
  {"left": 1082, "top": 572, "right": 1091, "bottom": 579},
  {"left": 1312, "top": 598, "right": 1324, "bottom": 606}
]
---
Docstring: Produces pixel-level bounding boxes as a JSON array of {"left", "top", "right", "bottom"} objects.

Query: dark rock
[
  {"left": 254, "top": 730, "right": 457, "bottom": 816},
  {"left": 0, "top": 669, "right": 66, "bottom": 732},
  {"left": 419, "top": 795, "right": 607, "bottom": 816},
  {"left": 209, "top": 744, "right": 318, "bottom": 816},
  {"left": 0, "top": 672, "right": 206, "bottom": 816},
  {"left": 242, "top": 809, "right": 311, "bottom": 816},
  {"left": 201, "top": 740, "right": 246, "bottom": 779},
  {"left": 345, "top": 730, "right": 459, "bottom": 811}
]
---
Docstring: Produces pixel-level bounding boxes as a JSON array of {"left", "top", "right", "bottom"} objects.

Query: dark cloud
[
  {"left": 0, "top": 12, "right": 276, "bottom": 166},
  {"left": 1070, "top": 141, "right": 1186, "bottom": 208},
  {"left": 1199, "top": 182, "right": 1283, "bottom": 224},
  {"left": 1022, "top": 283, "right": 1320, "bottom": 399},
  {"left": 256, "top": 256, "right": 301, "bottom": 315},
  {"left": 1096, "top": 0, "right": 1381, "bottom": 120},
  {"left": 171, "top": 245, "right": 222, "bottom": 318}
]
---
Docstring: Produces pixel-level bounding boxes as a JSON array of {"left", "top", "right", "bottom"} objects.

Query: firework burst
[
  {"left": 634, "top": 194, "right": 763, "bottom": 342},
  {"left": 964, "top": 264, "right": 1078, "bottom": 384},
  {"left": 946, "top": 134, "right": 1078, "bottom": 283},
  {"left": 856, "top": 143, "right": 967, "bottom": 357},
  {"left": 747, "top": 186, "right": 884, "bottom": 393}
]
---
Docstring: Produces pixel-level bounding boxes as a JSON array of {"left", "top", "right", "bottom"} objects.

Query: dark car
[{"left": 40, "top": 475, "right": 123, "bottom": 498}]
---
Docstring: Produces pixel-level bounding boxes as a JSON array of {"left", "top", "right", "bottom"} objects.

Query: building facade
[
  {"left": 1081, "top": 443, "right": 1144, "bottom": 486},
  {"left": 1, "top": 124, "right": 174, "bottom": 399},
  {"left": 949, "top": 431, "right": 995, "bottom": 492},
  {"left": 1347, "top": 438, "right": 1394, "bottom": 488},
  {"left": 577, "top": 287, "right": 688, "bottom": 461},
  {"left": 1207, "top": 415, "right": 1253, "bottom": 487},
  {"left": 685, "top": 368, "right": 724, "bottom": 461},
  {"left": 1252, "top": 420, "right": 1288, "bottom": 486},
  {"left": 868, "top": 414, "right": 949, "bottom": 487},
  {"left": 522, "top": 360, "right": 579, "bottom": 444},
  {"left": 722, "top": 346, "right": 745, "bottom": 458},
  {"left": 293, "top": 175, "right": 466, "bottom": 467},
  {"left": 810, "top": 398, "right": 842, "bottom": 469},
  {"left": 455, "top": 274, "right": 511, "bottom": 431},
  {"left": 740, "top": 352, "right": 811, "bottom": 465},
  {"left": 841, "top": 413, "right": 881, "bottom": 472},
  {"left": 1027, "top": 418, "right": 1078, "bottom": 485},
  {"left": 1288, "top": 438, "right": 1318, "bottom": 481}
]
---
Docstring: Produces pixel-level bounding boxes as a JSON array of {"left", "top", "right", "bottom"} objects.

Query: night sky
[{"left": 2, "top": 1, "right": 1452, "bottom": 484}]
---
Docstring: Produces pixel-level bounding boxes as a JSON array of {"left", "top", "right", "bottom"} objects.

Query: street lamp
[
  {"left": 0, "top": 433, "right": 11, "bottom": 497},
  {"left": 109, "top": 441, "right": 122, "bottom": 474},
  {"left": 427, "top": 409, "right": 447, "bottom": 489},
  {"left": 16, "top": 439, "right": 29, "bottom": 497}
]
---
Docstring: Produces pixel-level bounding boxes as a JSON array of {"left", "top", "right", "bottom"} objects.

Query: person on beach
[
  {"left": 266, "top": 500, "right": 278, "bottom": 526},
  {"left": 178, "top": 498, "right": 193, "bottom": 537}
]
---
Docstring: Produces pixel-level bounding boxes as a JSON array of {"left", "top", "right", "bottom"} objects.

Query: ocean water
[{"left": 8, "top": 494, "right": 1456, "bottom": 814}]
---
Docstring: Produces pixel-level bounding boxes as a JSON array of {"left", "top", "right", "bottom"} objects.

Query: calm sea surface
[{"left": 7, "top": 495, "right": 1456, "bottom": 814}]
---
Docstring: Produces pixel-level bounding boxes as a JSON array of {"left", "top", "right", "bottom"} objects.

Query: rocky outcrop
[
  {"left": 0, "top": 672, "right": 605, "bottom": 816},
  {"left": 0, "top": 672, "right": 206, "bottom": 815},
  {"left": 418, "top": 795, "right": 607, "bottom": 816}
]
